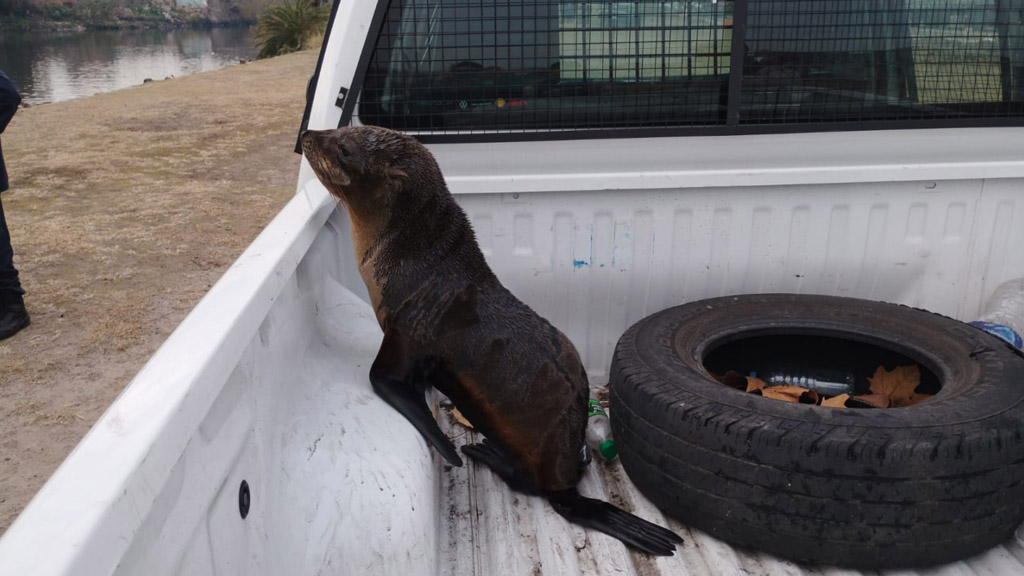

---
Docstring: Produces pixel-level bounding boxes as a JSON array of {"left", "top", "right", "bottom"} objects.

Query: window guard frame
[{"left": 331, "top": 0, "right": 1024, "bottom": 143}]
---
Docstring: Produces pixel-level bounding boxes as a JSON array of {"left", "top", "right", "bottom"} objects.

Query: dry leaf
[
  {"left": 761, "top": 387, "right": 800, "bottom": 403},
  {"left": 868, "top": 365, "right": 927, "bottom": 407},
  {"left": 723, "top": 364, "right": 929, "bottom": 410},
  {"left": 800, "top": 388, "right": 819, "bottom": 405},
  {"left": 451, "top": 407, "right": 474, "bottom": 429},
  {"left": 745, "top": 376, "right": 768, "bottom": 393},
  {"left": 717, "top": 370, "right": 749, "bottom": 391},
  {"left": 821, "top": 393, "right": 851, "bottom": 408},
  {"left": 850, "top": 393, "right": 892, "bottom": 409},
  {"left": 762, "top": 385, "right": 814, "bottom": 403}
]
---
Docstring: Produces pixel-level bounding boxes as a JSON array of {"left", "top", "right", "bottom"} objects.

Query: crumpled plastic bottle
[
  {"left": 970, "top": 278, "right": 1024, "bottom": 349},
  {"left": 585, "top": 399, "right": 618, "bottom": 461}
]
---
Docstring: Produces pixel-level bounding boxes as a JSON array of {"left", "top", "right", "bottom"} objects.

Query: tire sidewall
[{"left": 624, "top": 294, "right": 1024, "bottom": 429}]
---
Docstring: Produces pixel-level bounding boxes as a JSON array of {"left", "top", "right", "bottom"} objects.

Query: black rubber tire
[{"left": 609, "top": 294, "right": 1024, "bottom": 569}]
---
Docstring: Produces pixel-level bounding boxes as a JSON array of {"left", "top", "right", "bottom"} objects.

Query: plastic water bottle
[
  {"left": 755, "top": 369, "right": 856, "bottom": 396},
  {"left": 971, "top": 279, "right": 1024, "bottom": 349},
  {"left": 586, "top": 399, "right": 618, "bottom": 460}
]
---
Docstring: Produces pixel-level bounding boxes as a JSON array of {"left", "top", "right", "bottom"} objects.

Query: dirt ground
[{"left": 0, "top": 49, "right": 319, "bottom": 535}]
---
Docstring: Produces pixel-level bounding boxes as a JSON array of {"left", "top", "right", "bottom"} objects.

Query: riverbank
[
  {"left": 0, "top": 15, "right": 253, "bottom": 34},
  {"left": 0, "top": 14, "right": 252, "bottom": 33},
  {"left": 0, "top": 48, "right": 318, "bottom": 535},
  {"left": 0, "top": 0, "right": 268, "bottom": 32}
]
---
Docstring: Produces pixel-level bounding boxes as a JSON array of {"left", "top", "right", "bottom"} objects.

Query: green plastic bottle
[{"left": 585, "top": 399, "right": 618, "bottom": 460}]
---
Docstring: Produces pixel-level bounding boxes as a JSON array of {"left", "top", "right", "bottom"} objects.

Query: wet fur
[{"left": 301, "top": 126, "right": 681, "bottom": 555}]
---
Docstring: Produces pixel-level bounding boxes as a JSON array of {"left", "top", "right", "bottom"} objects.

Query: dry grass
[
  {"left": 9, "top": 401, "right": 85, "bottom": 426},
  {"left": 0, "top": 49, "right": 318, "bottom": 534}
]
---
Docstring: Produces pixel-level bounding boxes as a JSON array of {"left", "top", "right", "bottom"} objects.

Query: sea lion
[{"left": 300, "top": 126, "right": 682, "bottom": 556}]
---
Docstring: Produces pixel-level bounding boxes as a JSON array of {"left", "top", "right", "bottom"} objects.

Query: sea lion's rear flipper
[
  {"left": 547, "top": 490, "right": 683, "bottom": 556},
  {"left": 370, "top": 331, "right": 463, "bottom": 467},
  {"left": 463, "top": 442, "right": 680, "bottom": 556}
]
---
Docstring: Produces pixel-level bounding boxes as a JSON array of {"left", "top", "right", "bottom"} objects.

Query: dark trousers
[{"left": 0, "top": 194, "right": 23, "bottom": 294}]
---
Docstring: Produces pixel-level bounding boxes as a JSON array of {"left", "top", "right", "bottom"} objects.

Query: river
[{"left": 0, "top": 26, "right": 257, "bottom": 105}]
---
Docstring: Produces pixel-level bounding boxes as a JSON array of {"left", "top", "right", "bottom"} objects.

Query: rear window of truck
[{"left": 353, "top": 0, "right": 1024, "bottom": 136}]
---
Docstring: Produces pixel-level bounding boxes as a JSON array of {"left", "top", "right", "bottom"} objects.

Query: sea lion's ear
[{"left": 386, "top": 167, "right": 408, "bottom": 180}]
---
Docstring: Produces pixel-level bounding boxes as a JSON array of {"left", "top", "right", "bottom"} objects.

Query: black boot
[{"left": 0, "top": 290, "right": 29, "bottom": 341}]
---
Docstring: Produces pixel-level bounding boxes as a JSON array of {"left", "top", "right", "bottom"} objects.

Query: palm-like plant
[{"left": 255, "top": 0, "right": 330, "bottom": 59}]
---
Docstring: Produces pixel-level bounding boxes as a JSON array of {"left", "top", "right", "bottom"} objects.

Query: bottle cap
[{"left": 599, "top": 439, "right": 618, "bottom": 460}]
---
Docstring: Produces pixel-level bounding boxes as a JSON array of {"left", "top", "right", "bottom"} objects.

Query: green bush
[{"left": 255, "top": 0, "right": 329, "bottom": 59}]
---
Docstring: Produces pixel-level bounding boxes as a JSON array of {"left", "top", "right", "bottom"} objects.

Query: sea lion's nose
[
  {"left": 300, "top": 129, "right": 334, "bottom": 151},
  {"left": 299, "top": 130, "right": 322, "bottom": 157}
]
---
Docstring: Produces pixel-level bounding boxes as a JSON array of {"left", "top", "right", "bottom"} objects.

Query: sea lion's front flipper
[
  {"left": 547, "top": 490, "right": 683, "bottom": 556},
  {"left": 461, "top": 439, "right": 535, "bottom": 494},
  {"left": 370, "top": 330, "right": 463, "bottom": 467}
]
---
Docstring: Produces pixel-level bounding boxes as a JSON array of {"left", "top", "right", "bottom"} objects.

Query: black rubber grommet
[{"left": 239, "top": 480, "right": 251, "bottom": 519}]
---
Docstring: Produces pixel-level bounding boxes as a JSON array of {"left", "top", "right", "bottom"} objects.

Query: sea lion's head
[
  {"left": 300, "top": 126, "right": 442, "bottom": 217},
  {"left": 301, "top": 126, "right": 456, "bottom": 315}
]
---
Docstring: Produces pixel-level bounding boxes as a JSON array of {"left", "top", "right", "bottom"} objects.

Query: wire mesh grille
[
  {"left": 741, "top": 0, "right": 1024, "bottom": 124},
  {"left": 354, "top": 0, "right": 1024, "bottom": 135},
  {"left": 357, "top": 0, "right": 732, "bottom": 132}
]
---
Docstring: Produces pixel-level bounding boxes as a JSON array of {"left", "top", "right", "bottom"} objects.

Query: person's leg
[
  {"left": 0, "top": 193, "right": 29, "bottom": 340},
  {"left": 0, "top": 194, "right": 23, "bottom": 294}
]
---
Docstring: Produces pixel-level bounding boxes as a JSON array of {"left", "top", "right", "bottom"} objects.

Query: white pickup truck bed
[
  {"left": 2, "top": 0, "right": 1024, "bottom": 569},
  {"left": 2, "top": 126, "right": 1024, "bottom": 575}
]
